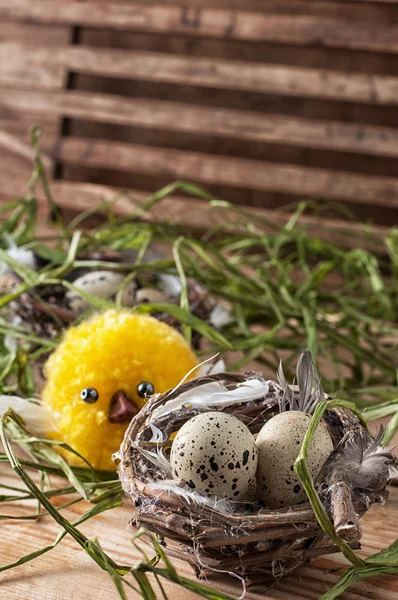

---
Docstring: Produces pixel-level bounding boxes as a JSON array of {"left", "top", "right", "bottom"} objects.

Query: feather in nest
[
  {"left": 277, "top": 348, "right": 325, "bottom": 415},
  {"left": 150, "top": 377, "right": 270, "bottom": 422},
  {"left": 326, "top": 426, "right": 398, "bottom": 492},
  {"left": 0, "top": 233, "right": 38, "bottom": 276},
  {"left": 145, "top": 479, "right": 236, "bottom": 514}
]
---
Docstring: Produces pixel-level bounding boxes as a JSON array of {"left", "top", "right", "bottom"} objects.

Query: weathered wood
[
  {"left": 0, "top": 44, "right": 65, "bottom": 90},
  {"left": 57, "top": 137, "right": 398, "bottom": 207},
  {"left": 0, "top": 113, "right": 59, "bottom": 151},
  {"left": 88, "top": 0, "right": 398, "bottom": 18},
  {"left": 78, "top": 27, "right": 398, "bottom": 79},
  {"left": 0, "top": 426, "right": 397, "bottom": 600},
  {"left": 2, "top": 88, "right": 398, "bottom": 159},
  {"left": 3, "top": 42, "right": 398, "bottom": 106},
  {"left": 0, "top": 130, "right": 52, "bottom": 171},
  {"left": 0, "top": 20, "right": 69, "bottom": 45},
  {"left": 0, "top": 174, "right": 389, "bottom": 256},
  {"left": 2, "top": 0, "right": 398, "bottom": 54}
]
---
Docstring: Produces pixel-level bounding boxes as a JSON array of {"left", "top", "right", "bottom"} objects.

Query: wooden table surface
[{"left": 1, "top": 457, "right": 398, "bottom": 600}]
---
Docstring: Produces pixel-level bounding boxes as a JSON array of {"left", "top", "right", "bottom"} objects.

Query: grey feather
[
  {"left": 277, "top": 349, "right": 325, "bottom": 415},
  {"left": 277, "top": 360, "right": 293, "bottom": 413},
  {"left": 297, "top": 349, "right": 314, "bottom": 412},
  {"left": 327, "top": 427, "right": 398, "bottom": 491}
]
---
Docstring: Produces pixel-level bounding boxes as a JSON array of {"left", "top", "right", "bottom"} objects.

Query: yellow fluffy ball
[{"left": 42, "top": 310, "right": 198, "bottom": 470}]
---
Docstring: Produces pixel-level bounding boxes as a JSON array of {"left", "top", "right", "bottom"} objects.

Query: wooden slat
[
  {"left": 90, "top": 0, "right": 398, "bottom": 18},
  {"left": 0, "top": 130, "right": 53, "bottom": 172},
  {"left": 0, "top": 150, "right": 38, "bottom": 198},
  {"left": 0, "top": 174, "right": 389, "bottom": 254},
  {"left": 0, "top": 113, "right": 59, "bottom": 151},
  {"left": 56, "top": 137, "right": 398, "bottom": 207},
  {"left": 0, "top": 21, "right": 70, "bottom": 45},
  {"left": 342, "top": 0, "right": 398, "bottom": 3},
  {"left": 0, "top": 154, "right": 35, "bottom": 179},
  {"left": 0, "top": 43, "right": 65, "bottom": 89},
  {"left": 2, "top": 0, "right": 398, "bottom": 54},
  {"left": 1, "top": 87, "right": 398, "bottom": 159},
  {"left": 2, "top": 42, "right": 398, "bottom": 106},
  {"left": 78, "top": 28, "right": 398, "bottom": 78}
]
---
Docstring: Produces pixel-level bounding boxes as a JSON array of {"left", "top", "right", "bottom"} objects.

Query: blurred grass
[{"left": 1, "top": 135, "right": 398, "bottom": 400}]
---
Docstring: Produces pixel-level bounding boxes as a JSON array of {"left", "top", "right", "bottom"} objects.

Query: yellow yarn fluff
[{"left": 41, "top": 310, "right": 198, "bottom": 470}]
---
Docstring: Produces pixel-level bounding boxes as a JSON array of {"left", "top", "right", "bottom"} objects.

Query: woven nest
[
  {"left": 118, "top": 363, "right": 395, "bottom": 585},
  {"left": 0, "top": 247, "right": 226, "bottom": 350}
]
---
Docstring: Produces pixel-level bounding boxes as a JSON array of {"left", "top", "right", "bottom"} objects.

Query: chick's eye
[
  {"left": 80, "top": 388, "right": 99, "bottom": 404},
  {"left": 137, "top": 381, "right": 155, "bottom": 398}
]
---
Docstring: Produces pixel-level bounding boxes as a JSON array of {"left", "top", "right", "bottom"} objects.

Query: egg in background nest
[
  {"left": 256, "top": 411, "right": 333, "bottom": 509},
  {"left": 135, "top": 288, "right": 168, "bottom": 304},
  {"left": 170, "top": 412, "right": 258, "bottom": 501},
  {"left": 66, "top": 271, "right": 137, "bottom": 314}
]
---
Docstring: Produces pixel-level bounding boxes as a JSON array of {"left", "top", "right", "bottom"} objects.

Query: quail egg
[
  {"left": 256, "top": 411, "right": 333, "bottom": 509},
  {"left": 66, "top": 271, "right": 137, "bottom": 313},
  {"left": 135, "top": 288, "right": 168, "bottom": 305},
  {"left": 170, "top": 412, "right": 257, "bottom": 500}
]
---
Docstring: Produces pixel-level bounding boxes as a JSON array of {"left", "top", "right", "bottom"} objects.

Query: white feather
[
  {"left": 0, "top": 395, "right": 58, "bottom": 433},
  {"left": 132, "top": 442, "right": 172, "bottom": 476},
  {"left": 151, "top": 377, "right": 270, "bottom": 421},
  {"left": 209, "top": 304, "right": 233, "bottom": 328},
  {"left": 197, "top": 379, "right": 270, "bottom": 407},
  {"left": 150, "top": 381, "right": 222, "bottom": 421},
  {"left": 0, "top": 234, "right": 37, "bottom": 275},
  {"left": 158, "top": 274, "right": 182, "bottom": 297},
  {"left": 4, "top": 335, "right": 18, "bottom": 354},
  {"left": 196, "top": 358, "right": 226, "bottom": 377},
  {"left": 145, "top": 480, "right": 235, "bottom": 514},
  {"left": 154, "top": 355, "right": 222, "bottom": 415},
  {"left": 148, "top": 422, "right": 164, "bottom": 443},
  {"left": 4, "top": 316, "right": 23, "bottom": 354}
]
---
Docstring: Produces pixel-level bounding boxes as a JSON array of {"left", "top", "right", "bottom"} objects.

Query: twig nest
[
  {"left": 117, "top": 351, "right": 397, "bottom": 585},
  {"left": 4, "top": 245, "right": 230, "bottom": 356},
  {"left": 256, "top": 411, "right": 333, "bottom": 508},
  {"left": 170, "top": 412, "right": 257, "bottom": 500}
]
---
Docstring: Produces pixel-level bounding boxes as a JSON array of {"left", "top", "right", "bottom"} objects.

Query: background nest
[
  {"left": 0, "top": 247, "right": 223, "bottom": 349},
  {"left": 118, "top": 372, "right": 391, "bottom": 585}
]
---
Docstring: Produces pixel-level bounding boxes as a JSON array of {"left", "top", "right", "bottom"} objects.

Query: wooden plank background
[{"left": 1, "top": 0, "right": 398, "bottom": 227}]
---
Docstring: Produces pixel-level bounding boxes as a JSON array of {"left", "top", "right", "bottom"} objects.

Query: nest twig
[{"left": 118, "top": 372, "right": 393, "bottom": 584}]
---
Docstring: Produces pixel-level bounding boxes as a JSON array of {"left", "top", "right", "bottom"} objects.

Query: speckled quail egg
[
  {"left": 170, "top": 411, "right": 258, "bottom": 500},
  {"left": 135, "top": 288, "right": 168, "bottom": 305},
  {"left": 65, "top": 271, "right": 137, "bottom": 313},
  {"left": 256, "top": 411, "right": 333, "bottom": 509}
]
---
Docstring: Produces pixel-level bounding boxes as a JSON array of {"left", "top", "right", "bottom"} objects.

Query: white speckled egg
[
  {"left": 66, "top": 271, "right": 136, "bottom": 313},
  {"left": 256, "top": 411, "right": 333, "bottom": 509},
  {"left": 135, "top": 288, "right": 168, "bottom": 305},
  {"left": 170, "top": 412, "right": 257, "bottom": 500}
]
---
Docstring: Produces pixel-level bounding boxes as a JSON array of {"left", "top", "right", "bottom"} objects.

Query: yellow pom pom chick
[{"left": 41, "top": 310, "right": 198, "bottom": 470}]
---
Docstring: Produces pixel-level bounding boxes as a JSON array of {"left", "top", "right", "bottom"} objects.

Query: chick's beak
[{"left": 108, "top": 390, "right": 138, "bottom": 423}]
